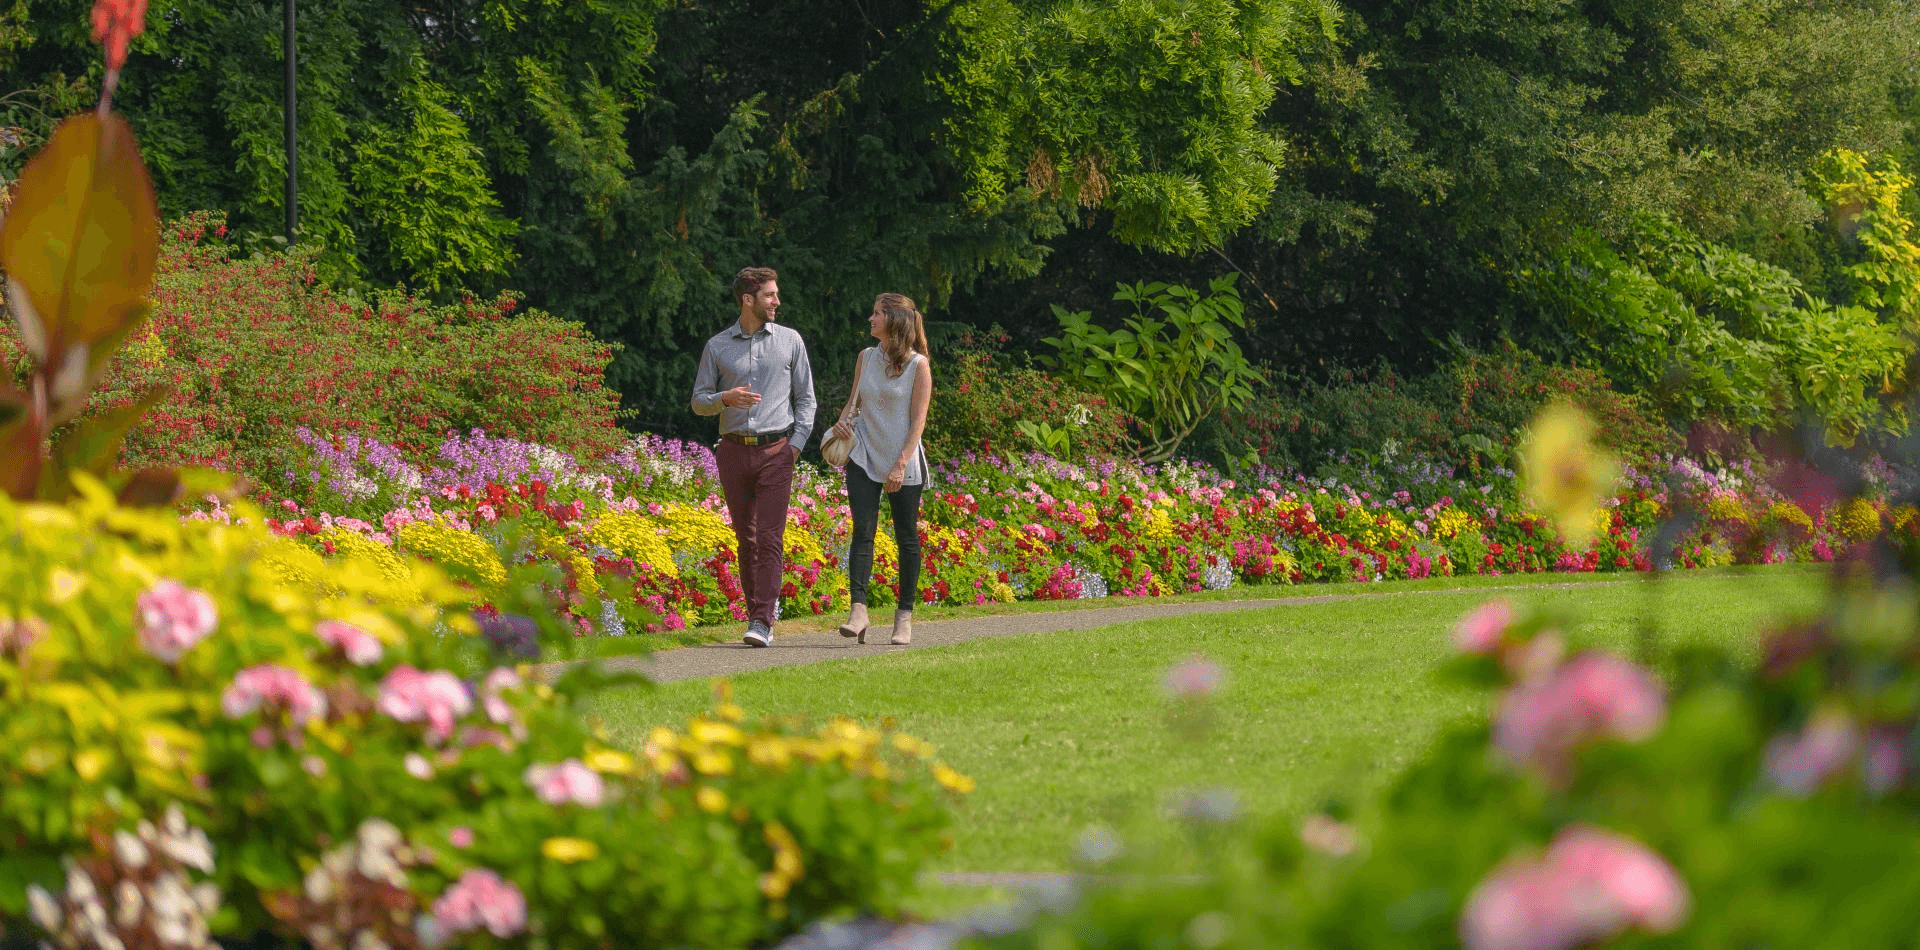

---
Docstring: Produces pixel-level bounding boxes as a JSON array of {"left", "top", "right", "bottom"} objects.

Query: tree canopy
[{"left": 1, "top": 0, "right": 1914, "bottom": 439}]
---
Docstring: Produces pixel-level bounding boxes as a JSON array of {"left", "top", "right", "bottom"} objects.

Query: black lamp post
[{"left": 284, "top": 0, "right": 297, "bottom": 244}]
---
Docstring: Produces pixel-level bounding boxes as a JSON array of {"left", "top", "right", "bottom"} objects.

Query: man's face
[{"left": 745, "top": 281, "right": 781, "bottom": 322}]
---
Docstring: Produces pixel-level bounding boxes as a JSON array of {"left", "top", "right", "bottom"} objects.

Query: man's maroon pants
[{"left": 715, "top": 437, "right": 795, "bottom": 629}]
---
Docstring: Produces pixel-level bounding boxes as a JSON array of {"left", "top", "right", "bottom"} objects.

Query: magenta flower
[
  {"left": 431, "top": 868, "right": 527, "bottom": 939},
  {"left": 1454, "top": 599, "right": 1515, "bottom": 654},
  {"left": 221, "top": 664, "right": 328, "bottom": 724},
  {"left": 1462, "top": 825, "right": 1689, "bottom": 950},
  {"left": 376, "top": 665, "right": 473, "bottom": 740},
  {"left": 1764, "top": 712, "right": 1859, "bottom": 796},
  {"left": 136, "top": 580, "right": 217, "bottom": 663},
  {"left": 315, "top": 620, "right": 383, "bottom": 666},
  {"left": 1161, "top": 655, "right": 1225, "bottom": 699},
  {"left": 1493, "top": 653, "right": 1665, "bottom": 778},
  {"left": 523, "top": 759, "right": 607, "bottom": 807}
]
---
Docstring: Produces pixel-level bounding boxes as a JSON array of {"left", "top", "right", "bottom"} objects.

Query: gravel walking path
[{"left": 600, "top": 581, "right": 1631, "bottom": 685}]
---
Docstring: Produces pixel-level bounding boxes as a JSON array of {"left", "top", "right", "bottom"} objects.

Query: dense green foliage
[{"left": 2, "top": 0, "right": 1916, "bottom": 452}]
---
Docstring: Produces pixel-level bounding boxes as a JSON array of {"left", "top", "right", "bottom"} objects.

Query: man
[{"left": 692, "top": 266, "right": 817, "bottom": 647}]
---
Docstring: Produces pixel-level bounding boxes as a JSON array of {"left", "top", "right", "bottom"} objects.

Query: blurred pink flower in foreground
[
  {"left": 482, "top": 667, "right": 522, "bottom": 725},
  {"left": 1454, "top": 599, "right": 1516, "bottom": 654},
  {"left": 1162, "top": 655, "right": 1225, "bottom": 699},
  {"left": 315, "top": 620, "right": 383, "bottom": 666},
  {"left": 1462, "top": 825, "right": 1689, "bottom": 950},
  {"left": 1494, "top": 652, "right": 1665, "bottom": 779},
  {"left": 377, "top": 665, "right": 473, "bottom": 740},
  {"left": 524, "top": 759, "right": 607, "bottom": 807},
  {"left": 221, "top": 664, "right": 327, "bottom": 724},
  {"left": 431, "top": 868, "right": 526, "bottom": 939},
  {"left": 137, "top": 580, "right": 217, "bottom": 663},
  {"left": 1764, "top": 711, "right": 1859, "bottom": 796}
]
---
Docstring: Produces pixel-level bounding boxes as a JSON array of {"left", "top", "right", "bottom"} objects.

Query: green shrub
[
  {"left": 0, "top": 212, "right": 626, "bottom": 494},
  {"left": 925, "top": 328, "right": 1132, "bottom": 463},
  {"left": 1239, "top": 346, "right": 1678, "bottom": 477}
]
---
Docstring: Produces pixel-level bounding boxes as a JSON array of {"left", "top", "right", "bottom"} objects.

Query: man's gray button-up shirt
[{"left": 690, "top": 320, "right": 817, "bottom": 450}]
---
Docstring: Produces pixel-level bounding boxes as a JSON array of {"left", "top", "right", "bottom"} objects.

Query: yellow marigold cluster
[
  {"left": 1434, "top": 507, "right": 1477, "bottom": 540},
  {"left": 1837, "top": 497, "right": 1883, "bottom": 541},
  {"left": 396, "top": 521, "right": 508, "bottom": 587},
  {"left": 1702, "top": 492, "right": 1750, "bottom": 525},
  {"left": 784, "top": 526, "right": 828, "bottom": 566},
  {"left": 759, "top": 821, "right": 805, "bottom": 899},
  {"left": 1767, "top": 501, "right": 1814, "bottom": 532},
  {"left": 585, "top": 512, "right": 678, "bottom": 577},
  {"left": 986, "top": 580, "right": 1017, "bottom": 603},
  {"left": 656, "top": 504, "right": 737, "bottom": 558},
  {"left": 320, "top": 529, "right": 410, "bottom": 583},
  {"left": 1142, "top": 506, "right": 1175, "bottom": 541},
  {"left": 1893, "top": 506, "right": 1919, "bottom": 531}
]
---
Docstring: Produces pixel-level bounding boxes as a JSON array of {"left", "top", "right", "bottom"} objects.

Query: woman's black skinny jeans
[{"left": 845, "top": 463, "right": 923, "bottom": 609}]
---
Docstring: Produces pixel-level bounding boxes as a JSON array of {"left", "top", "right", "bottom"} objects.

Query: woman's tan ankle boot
[
  {"left": 839, "top": 603, "right": 870, "bottom": 643},
  {"left": 890, "top": 610, "right": 912, "bottom": 645}
]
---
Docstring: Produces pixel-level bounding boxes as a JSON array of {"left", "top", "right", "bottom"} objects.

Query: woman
[{"left": 830, "top": 293, "right": 932, "bottom": 645}]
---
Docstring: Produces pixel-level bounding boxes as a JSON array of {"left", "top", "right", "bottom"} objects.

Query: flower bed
[
  {"left": 233, "top": 428, "right": 1914, "bottom": 635},
  {"left": 0, "top": 483, "right": 968, "bottom": 948}
]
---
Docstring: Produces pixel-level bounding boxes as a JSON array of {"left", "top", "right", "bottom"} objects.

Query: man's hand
[{"left": 721, "top": 386, "right": 761, "bottom": 410}]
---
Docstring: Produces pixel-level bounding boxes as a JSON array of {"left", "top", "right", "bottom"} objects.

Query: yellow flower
[
  {"left": 541, "top": 837, "right": 600, "bottom": 863},
  {"left": 1519, "top": 402, "right": 1617, "bottom": 545},
  {"left": 696, "top": 786, "right": 729, "bottom": 813},
  {"left": 584, "top": 513, "right": 678, "bottom": 577},
  {"left": 692, "top": 749, "right": 735, "bottom": 776},
  {"left": 932, "top": 763, "right": 976, "bottom": 794},
  {"left": 690, "top": 719, "right": 747, "bottom": 746},
  {"left": 716, "top": 702, "right": 746, "bottom": 723},
  {"left": 394, "top": 522, "right": 507, "bottom": 587},
  {"left": 583, "top": 747, "right": 638, "bottom": 776},
  {"left": 1838, "top": 497, "right": 1883, "bottom": 541},
  {"left": 891, "top": 734, "right": 937, "bottom": 759}
]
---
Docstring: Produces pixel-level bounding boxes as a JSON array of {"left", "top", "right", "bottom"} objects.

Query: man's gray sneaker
[{"left": 743, "top": 621, "right": 772, "bottom": 647}]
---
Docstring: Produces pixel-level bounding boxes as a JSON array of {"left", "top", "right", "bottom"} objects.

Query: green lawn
[{"left": 585, "top": 566, "right": 1828, "bottom": 883}]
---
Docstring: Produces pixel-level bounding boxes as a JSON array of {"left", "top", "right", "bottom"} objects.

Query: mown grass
[{"left": 584, "top": 566, "right": 1828, "bottom": 887}]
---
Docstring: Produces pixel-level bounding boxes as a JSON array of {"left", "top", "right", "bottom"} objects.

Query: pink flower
[
  {"left": 1764, "top": 712, "right": 1859, "bottom": 796},
  {"left": 1162, "top": 655, "right": 1225, "bottom": 699},
  {"left": 1863, "top": 725, "right": 1909, "bottom": 795},
  {"left": 221, "top": 664, "right": 327, "bottom": 724},
  {"left": 376, "top": 665, "right": 473, "bottom": 740},
  {"left": 523, "top": 759, "right": 607, "bottom": 807},
  {"left": 448, "top": 827, "right": 475, "bottom": 848},
  {"left": 1454, "top": 599, "right": 1515, "bottom": 654},
  {"left": 315, "top": 620, "right": 383, "bottom": 666},
  {"left": 481, "top": 667, "right": 521, "bottom": 725},
  {"left": 1493, "top": 653, "right": 1665, "bottom": 778},
  {"left": 0, "top": 615, "right": 47, "bottom": 657},
  {"left": 137, "top": 580, "right": 217, "bottom": 663},
  {"left": 431, "top": 868, "right": 526, "bottom": 939},
  {"left": 1462, "top": 826, "right": 1689, "bottom": 950}
]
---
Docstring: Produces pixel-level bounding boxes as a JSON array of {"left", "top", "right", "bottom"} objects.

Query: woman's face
[{"left": 868, "top": 303, "right": 887, "bottom": 341}]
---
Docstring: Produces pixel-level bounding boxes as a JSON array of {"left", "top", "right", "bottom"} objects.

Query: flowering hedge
[
  {"left": 243, "top": 426, "right": 1916, "bottom": 635},
  {"left": 0, "top": 480, "right": 969, "bottom": 948}
]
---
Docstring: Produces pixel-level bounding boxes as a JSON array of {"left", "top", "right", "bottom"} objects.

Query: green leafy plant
[
  {"left": 1044, "top": 276, "right": 1264, "bottom": 463},
  {"left": 925, "top": 330, "right": 1132, "bottom": 462}
]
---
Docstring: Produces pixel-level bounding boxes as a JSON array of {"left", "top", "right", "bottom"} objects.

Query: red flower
[{"left": 91, "top": 0, "right": 147, "bottom": 72}]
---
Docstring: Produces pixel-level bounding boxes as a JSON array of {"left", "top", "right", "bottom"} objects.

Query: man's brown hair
[{"left": 732, "top": 266, "right": 778, "bottom": 303}]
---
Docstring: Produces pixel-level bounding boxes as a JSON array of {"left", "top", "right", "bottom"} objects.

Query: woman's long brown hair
[{"left": 876, "top": 293, "right": 930, "bottom": 378}]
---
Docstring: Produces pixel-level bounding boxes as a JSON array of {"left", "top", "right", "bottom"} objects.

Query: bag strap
[{"left": 838, "top": 348, "right": 869, "bottom": 423}]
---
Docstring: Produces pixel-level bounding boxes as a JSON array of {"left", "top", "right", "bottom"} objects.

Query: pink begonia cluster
[
  {"left": 315, "top": 620, "right": 383, "bottom": 666},
  {"left": 0, "top": 615, "right": 46, "bottom": 657},
  {"left": 1764, "top": 711, "right": 1866, "bottom": 796},
  {"left": 431, "top": 868, "right": 526, "bottom": 939},
  {"left": 523, "top": 759, "right": 607, "bottom": 807},
  {"left": 1462, "top": 826, "right": 1689, "bottom": 950},
  {"left": 221, "top": 665, "right": 328, "bottom": 724},
  {"left": 1161, "top": 655, "right": 1226, "bottom": 699},
  {"left": 1454, "top": 599, "right": 1516, "bottom": 654},
  {"left": 481, "top": 667, "right": 521, "bottom": 726},
  {"left": 1494, "top": 653, "right": 1666, "bottom": 779},
  {"left": 136, "top": 580, "right": 218, "bottom": 663},
  {"left": 376, "top": 665, "right": 472, "bottom": 740}
]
